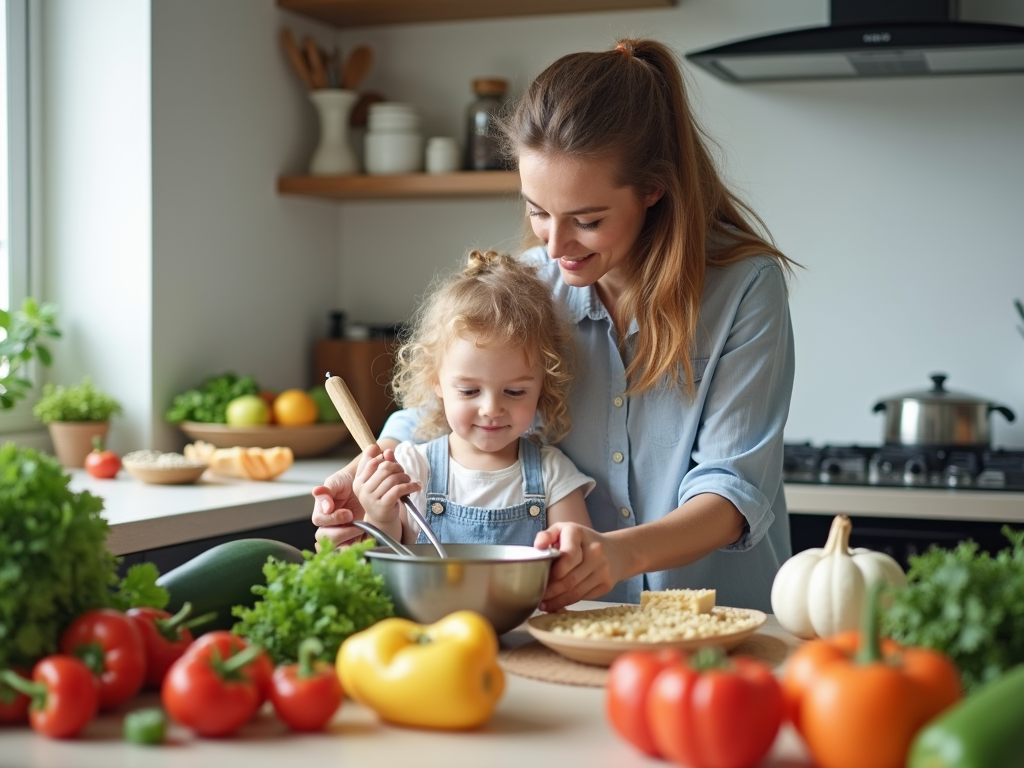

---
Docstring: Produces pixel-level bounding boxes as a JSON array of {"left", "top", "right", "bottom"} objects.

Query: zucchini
[
  {"left": 156, "top": 538, "right": 306, "bottom": 632},
  {"left": 908, "top": 663, "right": 1024, "bottom": 768}
]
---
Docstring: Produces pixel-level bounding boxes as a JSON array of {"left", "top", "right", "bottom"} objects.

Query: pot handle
[
  {"left": 990, "top": 404, "right": 1016, "bottom": 423},
  {"left": 872, "top": 402, "right": 887, "bottom": 413}
]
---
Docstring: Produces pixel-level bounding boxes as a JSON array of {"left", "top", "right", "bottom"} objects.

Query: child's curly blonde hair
[{"left": 391, "top": 249, "right": 576, "bottom": 443}]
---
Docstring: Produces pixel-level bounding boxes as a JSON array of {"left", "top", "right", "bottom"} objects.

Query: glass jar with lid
[{"left": 464, "top": 78, "right": 511, "bottom": 171}]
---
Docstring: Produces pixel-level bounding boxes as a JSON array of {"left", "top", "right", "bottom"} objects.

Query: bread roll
[{"left": 184, "top": 440, "right": 294, "bottom": 481}]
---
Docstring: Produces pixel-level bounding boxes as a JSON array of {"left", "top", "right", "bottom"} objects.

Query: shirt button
[
  {"left": 620, "top": 508, "right": 631, "bottom": 518},
  {"left": 430, "top": 502, "right": 445, "bottom": 515},
  {"left": 612, "top": 451, "right": 624, "bottom": 464},
  {"left": 529, "top": 505, "right": 541, "bottom": 517},
  {"left": 613, "top": 396, "right": 624, "bottom": 407}
]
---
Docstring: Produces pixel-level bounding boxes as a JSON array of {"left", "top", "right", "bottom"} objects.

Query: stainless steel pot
[
  {"left": 872, "top": 373, "right": 1015, "bottom": 447},
  {"left": 365, "top": 544, "right": 560, "bottom": 635}
]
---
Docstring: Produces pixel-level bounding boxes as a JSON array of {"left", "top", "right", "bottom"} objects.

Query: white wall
[
  {"left": 331, "top": 0, "right": 1024, "bottom": 448},
  {"left": 29, "top": 0, "right": 1024, "bottom": 454}
]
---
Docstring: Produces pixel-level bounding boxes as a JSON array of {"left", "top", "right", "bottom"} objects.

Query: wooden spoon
[
  {"left": 341, "top": 45, "right": 374, "bottom": 91},
  {"left": 280, "top": 29, "right": 313, "bottom": 90},
  {"left": 324, "top": 375, "right": 449, "bottom": 558},
  {"left": 303, "top": 36, "right": 329, "bottom": 89}
]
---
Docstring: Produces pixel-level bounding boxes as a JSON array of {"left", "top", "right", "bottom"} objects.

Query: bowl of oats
[
  {"left": 122, "top": 450, "right": 208, "bottom": 485},
  {"left": 526, "top": 589, "right": 766, "bottom": 666}
]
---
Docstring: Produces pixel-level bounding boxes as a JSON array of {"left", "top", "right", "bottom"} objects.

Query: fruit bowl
[{"left": 177, "top": 422, "right": 350, "bottom": 458}]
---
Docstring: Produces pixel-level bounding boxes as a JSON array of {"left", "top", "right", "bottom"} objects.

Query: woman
[{"left": 311, "top": 38, "right": 796, "bottom": 613}]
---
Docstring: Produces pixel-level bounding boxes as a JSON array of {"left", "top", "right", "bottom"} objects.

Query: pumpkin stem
[
  {"left": 855, "top": 581, "right": 885, "bottom": 665},
  {"left": 822, "top": 515, "right": 852, "bottom": 556}
]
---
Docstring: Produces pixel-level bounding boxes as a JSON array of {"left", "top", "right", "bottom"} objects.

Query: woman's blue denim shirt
[{"left": 381, "top": 246, "right": 795, "bottom": 611}]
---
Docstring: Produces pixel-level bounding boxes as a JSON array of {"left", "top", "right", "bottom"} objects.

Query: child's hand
[{"left": 352, "top": 445, "right": 420, "bottom": 529}]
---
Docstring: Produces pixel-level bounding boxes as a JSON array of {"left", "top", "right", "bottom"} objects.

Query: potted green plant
[
  {"left": 33, "top": 377, "right": 123, "bottom": 467},
  {"left": 0, "top": 297, "right": 61, "bottom": 409}
]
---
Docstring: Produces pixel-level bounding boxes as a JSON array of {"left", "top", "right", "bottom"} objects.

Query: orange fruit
[{"left": 273, "top": 389, "right": 319, "bottom": 426}]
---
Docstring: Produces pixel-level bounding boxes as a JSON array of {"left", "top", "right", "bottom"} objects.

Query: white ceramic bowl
[{"left": 365, "top": 132, "right": 424, "bottom": 174}]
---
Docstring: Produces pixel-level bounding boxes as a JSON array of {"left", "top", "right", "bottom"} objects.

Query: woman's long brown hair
[{"left": 503, "top": 38, "right": 796, "bottom": 397}]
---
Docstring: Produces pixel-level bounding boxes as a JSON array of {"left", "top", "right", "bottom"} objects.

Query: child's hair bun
[{"left": 465, "top": 248, "right": 511, "bottom": 275}]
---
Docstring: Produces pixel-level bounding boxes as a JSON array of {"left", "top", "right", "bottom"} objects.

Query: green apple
[
  {"left": 225, "top": 394, "right": 271, "bottom": 426},
  {"left": 308, "top": 386, "right": 342, "bottom": 423}
]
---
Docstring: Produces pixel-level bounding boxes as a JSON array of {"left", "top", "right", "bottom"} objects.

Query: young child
[{"left": 352, "top": 249, "right": 594, "bottom": 547}]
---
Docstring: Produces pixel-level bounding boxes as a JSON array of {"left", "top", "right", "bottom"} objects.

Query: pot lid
[{"left": 880, "top": 373, "right": 991, "bottom": 405}]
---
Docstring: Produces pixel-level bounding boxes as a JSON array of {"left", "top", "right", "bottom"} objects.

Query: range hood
[{"left": 685, "top": 0, "right": 1024, "bottom": 82}]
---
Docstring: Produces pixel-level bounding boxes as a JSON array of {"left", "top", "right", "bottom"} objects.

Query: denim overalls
[{"left": 415, "top": 435, "right": 547, "bottom": 546}]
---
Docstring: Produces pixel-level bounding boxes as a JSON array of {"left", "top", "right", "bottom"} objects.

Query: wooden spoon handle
[
  {"left": 325, "top": 376, "right": 378, "bottom": 450},
  {"left": 304, "top": 36, "right": 328, "bottom": 89},
  {"left": 281, "top": 29, "right": 313, "bottom": 89}
]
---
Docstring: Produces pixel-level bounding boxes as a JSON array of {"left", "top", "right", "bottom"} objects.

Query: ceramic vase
[
  {"left": 309, "top": 89, "right": 359, "bottom": 175},
  {"left": 47, "top": 421, "right": 109, "bottom": 468}
]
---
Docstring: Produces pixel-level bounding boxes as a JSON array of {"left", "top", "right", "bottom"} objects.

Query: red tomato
[
  {"left": 646, "top": 652, "right": 784, "bottom": 768},
  {"left": 127, "top": 606, "right": 197, "bottom": 688},
  {"left": 0, "top": 667, "right": 32, "bottom": 724},
  {"left": 162, "top": 633, "right": 265, "bottom": 737},
  {"left": 187, "top": 631, "right": 273, "bottom": 704},
  {"left": 269, "top": 661, "right": 343, "bottom": 731},
  {"left": 84, "top": 437, "right": 121, "bottom": 479},
  {"left": 59, "top": 608, "right": 146, "bottom": 710},
  {"left": 606, "top": 649, "right": 685, "bottom": 756},
  {"left": 27, "top": 656, "right": 99, "bottom": 738}
]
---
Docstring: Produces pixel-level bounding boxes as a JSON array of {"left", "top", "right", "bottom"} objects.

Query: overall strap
[
  {"left": 425, "top": 435, "right": 450, "bottom": 497},
  {"left": 519, "top": 437, "right": 546, "bottom": 501}
]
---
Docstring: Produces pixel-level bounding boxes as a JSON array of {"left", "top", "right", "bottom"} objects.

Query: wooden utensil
[
  {"left": 341, "top": 45, "right": 374, "bottom": 91},
  {"left": 281, "top": 29, "right": 314, "bottom": 90},
  {"left": 303, "top": 36, "right": 329, "bottom": 89},
  {"left": 324, "top": 375, "right": 449, "bottom": 558}
]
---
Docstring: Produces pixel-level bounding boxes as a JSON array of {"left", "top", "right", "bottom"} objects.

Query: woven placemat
[
  {"left": 499, "top": 641, "right": 608, "bottom": 687},
  {"left": 498, "top": 632, "right": 790, "bottom": 688}
]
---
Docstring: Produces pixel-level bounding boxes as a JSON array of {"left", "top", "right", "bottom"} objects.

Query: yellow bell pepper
[{"left": 337, "top": 610, "right": 505, "bottom": 730}]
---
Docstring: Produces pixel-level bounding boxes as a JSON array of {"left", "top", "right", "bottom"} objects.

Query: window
[{"left": 2, "top": 0, "right": 36, "bottom": 432}]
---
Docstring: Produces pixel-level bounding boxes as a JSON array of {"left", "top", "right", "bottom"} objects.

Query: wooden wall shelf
[
  {"left": 278, "top": 171, "right": 521, "bottom": 200},
  {"left": 278, "top": 0, "right": 674, "bottom": 28}
]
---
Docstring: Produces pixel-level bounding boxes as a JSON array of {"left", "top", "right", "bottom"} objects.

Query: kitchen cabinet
[{"left": 277, "top": 0, "right": 674, "bottom": 28}]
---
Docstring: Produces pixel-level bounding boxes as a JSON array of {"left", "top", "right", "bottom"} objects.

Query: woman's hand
[
  {"left": 311, "top": 468, "right": 368, "bottom": 551},
  {"left": 534, "top": 524, "right": 631, "bottom": 612},
  {"left": 352, "top": 445, "right": 419, "bottom": 531}
]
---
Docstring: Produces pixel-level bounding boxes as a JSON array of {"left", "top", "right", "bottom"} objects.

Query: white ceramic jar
[
  {"left": 365, "top": 102, "right": 424, "bottom": 175},
  {"left": 425, "top": 136, "right": 461, "bottom": 174}
]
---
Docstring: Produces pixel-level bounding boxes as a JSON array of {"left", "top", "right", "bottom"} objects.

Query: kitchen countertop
[
  {"left": 1, "top": 606, "right": 815, "bottom": 768},
  {"left": 72, "top": 453, "right": 1024, "bottom": 556}
]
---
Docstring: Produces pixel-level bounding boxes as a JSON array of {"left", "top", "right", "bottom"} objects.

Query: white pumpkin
[{"left": 770, "top": 514, "right": 906, "bottom": 639}]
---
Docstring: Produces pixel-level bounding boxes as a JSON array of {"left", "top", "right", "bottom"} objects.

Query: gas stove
[{"left": 783, "top": 443, "right": 1024, "bottom": 491}]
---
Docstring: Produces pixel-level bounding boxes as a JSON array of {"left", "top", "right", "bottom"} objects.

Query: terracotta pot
[{"left": 47, "top": 421, "right": 109, "bottom": 468}]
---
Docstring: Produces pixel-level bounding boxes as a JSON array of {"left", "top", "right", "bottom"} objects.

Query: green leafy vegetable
[
  {"left": 32, "top": 376, "right": 123, "bottom": 423},
  {"left": 0, "top": 443, "right": 167, "bottom": 669},
  {"left": 165, "top": 372, "right": 260, "bottom": 424},
  {"left": 111, "top": 563, "right": 169, "bottom": 612},
  {"left": 0, "top": 297, "right": 61, "bottom": 410},
  {"left": 231, "top": 539, "right": 393, "bottom": 665},
  {"left": 881, "top": 526, "right": 1024, "bottom": 693}
]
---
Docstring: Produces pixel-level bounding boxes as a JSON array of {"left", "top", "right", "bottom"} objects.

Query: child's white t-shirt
[{"left": 393, "top": 439, "right": 595, "bottom": 535}]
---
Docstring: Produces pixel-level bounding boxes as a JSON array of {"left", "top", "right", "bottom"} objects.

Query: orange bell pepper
[{"left": 783, "top": 585, "right": 961, "bottom": 768}]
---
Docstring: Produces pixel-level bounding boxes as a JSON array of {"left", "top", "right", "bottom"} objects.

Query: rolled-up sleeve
[{"left": 678, "top": 260, "right": 795, "bottom": 552}]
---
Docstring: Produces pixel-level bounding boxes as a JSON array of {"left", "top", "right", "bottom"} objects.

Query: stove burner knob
[
  {"left": 903, "top": 458, "right": 926, "bottom": 485},
  {"left": 944, "top": 465, "right": 972, "bottom": 488},
  {"left": 880, "top": 461, "right": 894, "bottom": 474},
  {"left": 820, "top": 458, "right": 843, "bottom": 481}
]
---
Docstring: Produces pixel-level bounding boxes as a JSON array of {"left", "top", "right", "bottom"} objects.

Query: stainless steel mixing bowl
[{"left": 365, "top": 544, "right": 561, "bottom": 635}]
